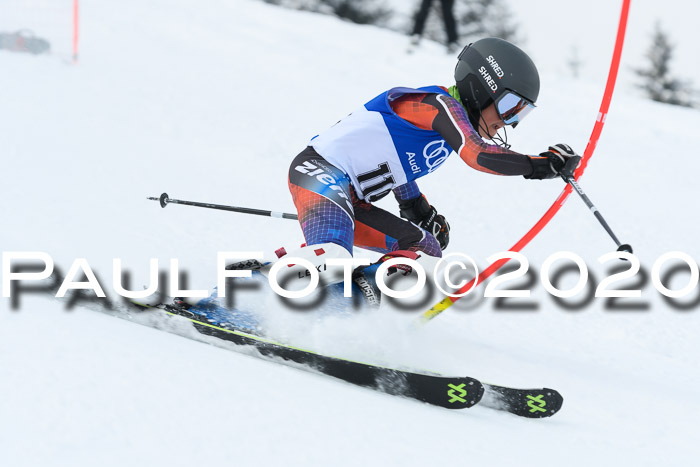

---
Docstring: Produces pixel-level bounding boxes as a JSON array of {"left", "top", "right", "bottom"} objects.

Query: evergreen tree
[
  {"left": 325, "top": 0, "right": 392, "bottom": 25},
  {"left": 635, "top": 22, "right": 695, "bottom": 108},
  {"left": 417, "top": 0, "right": 522, "bottom": 45},
  {"left": 262, "top": 0, "right": 392, "bottom": 26}
]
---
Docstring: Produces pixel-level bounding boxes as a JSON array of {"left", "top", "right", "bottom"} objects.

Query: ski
[
  {"left": 131, "top": 301, "right": 483, "bottom": 410},
  {"left": 219, "top": 260, "right": 565, "bottom": 417},
  {"left": 129, "top": 300, "right": 563, "bottom": 417},
  {"left": 481, "top": 384, "right": 564, "bottom": 419}
]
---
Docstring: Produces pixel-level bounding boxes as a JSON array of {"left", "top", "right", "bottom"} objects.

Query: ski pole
[
  {"left": 558, "top": 158, "right": 632, "bottom": 254},
  {"left": 147, "top": 192, "right": 299, "bottom": 220}
]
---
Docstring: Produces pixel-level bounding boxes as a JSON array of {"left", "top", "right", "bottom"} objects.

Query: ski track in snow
[{"left": 2, "top": 0, "right": 700, "bottom": 465}]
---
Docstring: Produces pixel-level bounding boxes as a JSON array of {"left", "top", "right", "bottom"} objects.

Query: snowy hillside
[{"left": 2, "top": 0, "right": 700, "bottom": 465}]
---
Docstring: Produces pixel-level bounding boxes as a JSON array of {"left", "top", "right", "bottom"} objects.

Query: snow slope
[{"left": 2, "top": 0, "right": 700, "bottom": 465}]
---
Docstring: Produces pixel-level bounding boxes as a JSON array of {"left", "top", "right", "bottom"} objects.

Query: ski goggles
[{"left": 495, "top": 91, "right": 535, "bottom": 127}]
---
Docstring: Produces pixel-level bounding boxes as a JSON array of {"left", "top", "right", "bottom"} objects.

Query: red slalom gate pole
[
  {"left": 73, "top": 0, "right": 79, "bottom": 63},
  {"left": 418, "top": 0, "right": 632, "bottom": 324}
]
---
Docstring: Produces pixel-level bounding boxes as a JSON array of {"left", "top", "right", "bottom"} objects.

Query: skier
[
  {"left": 283, "top": 37, "right": 578, "bottom": 288},
  {"left": 409, "top": 0, "right": 460, "bottom": 53}
]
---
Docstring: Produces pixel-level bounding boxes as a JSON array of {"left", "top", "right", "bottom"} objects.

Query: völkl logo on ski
[
  {"left": 447, "top": 383, "right": 468, "bottom": 404},
  {"left": 526, "top": 394, "right": 547, "bottom": 413}
]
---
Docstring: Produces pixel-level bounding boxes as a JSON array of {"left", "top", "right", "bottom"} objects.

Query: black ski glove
[
  {"left": 525, "top": 143, "right": 579, "bottom": 180},
  {"left": 398, "top": 195, "right": 450, "bottom": 250}
]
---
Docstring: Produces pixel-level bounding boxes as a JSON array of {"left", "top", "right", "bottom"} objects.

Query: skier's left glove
[
  {"left": 398, "top": 195, "right": 450, "bottom": 250},
  {"left": 525, "top": 144, "right": 580, "bottom": 180}
]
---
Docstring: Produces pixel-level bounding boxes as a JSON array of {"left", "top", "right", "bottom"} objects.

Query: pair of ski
[{"left": 131, "top": 300, "right": 563, "bottom": 418}]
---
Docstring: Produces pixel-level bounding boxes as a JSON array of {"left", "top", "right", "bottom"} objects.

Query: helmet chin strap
[
  {"left": 491, "top": 127, "right": 511, "bottom": 150},
  {"left": 478, "top": 113, "right": 512, "bottom": 150},
  {"left": 464, "top": 101, "right": 512, "bottom": 150}
]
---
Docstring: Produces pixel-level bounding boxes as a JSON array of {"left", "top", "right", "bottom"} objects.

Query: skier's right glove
[
  {"left": 525, "top": 143, "right": 580, "bottom": 180},
  {"left": 398, "top": 195, "right": 450, "bottom": 250}
]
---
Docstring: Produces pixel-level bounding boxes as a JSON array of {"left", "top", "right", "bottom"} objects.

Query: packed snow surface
[{"left": 2, "top": 0, "right": 699, "bottom": 465}]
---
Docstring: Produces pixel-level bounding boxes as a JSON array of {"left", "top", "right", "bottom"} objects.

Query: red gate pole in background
[{"left": 72, "top": 0, "right": 79, "bottom": 63}]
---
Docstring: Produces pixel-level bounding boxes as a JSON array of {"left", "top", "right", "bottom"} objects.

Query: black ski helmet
[{"left": 454, "top": 38, "right": 540, "bottom": 127}]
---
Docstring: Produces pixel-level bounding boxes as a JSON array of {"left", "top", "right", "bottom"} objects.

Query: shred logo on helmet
[
  {"left": 486, "top": 55, "right": 504, "bottom": 78},
  {"left": 478, "top": 66, "right": 498, "bottom": 93},
  {"left": 454, "top": 37, "right": 540, "bottom": 128}
]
